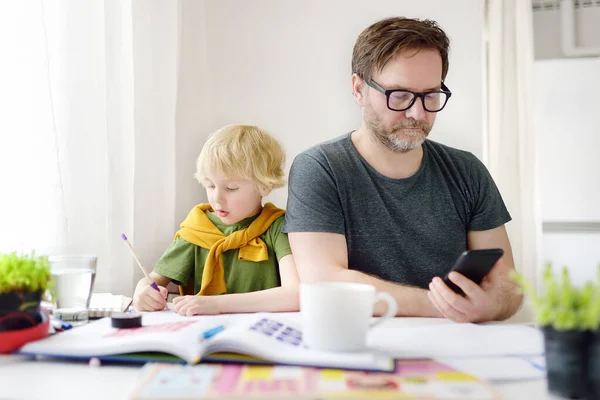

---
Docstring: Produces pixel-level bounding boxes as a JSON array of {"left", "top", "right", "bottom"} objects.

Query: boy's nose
[{"left": 213, "top": 189, "right": 225, "bottom": 204}]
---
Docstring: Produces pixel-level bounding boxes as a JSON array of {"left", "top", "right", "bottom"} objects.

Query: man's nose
[{"left": 405, "top": 97, "right": 427, "bottom": 120}]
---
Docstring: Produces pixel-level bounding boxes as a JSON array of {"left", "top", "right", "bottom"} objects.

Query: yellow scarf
[{"left": 174, "top": 202, "right": 285, "bottom": 296}]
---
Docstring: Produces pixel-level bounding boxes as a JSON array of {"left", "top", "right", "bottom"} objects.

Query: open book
[
  {"left": 130, "top": 361, "right": 500, "bottom": 400},
  {"left": 18, "top": 311, "right": 394, "bottom": 372}
]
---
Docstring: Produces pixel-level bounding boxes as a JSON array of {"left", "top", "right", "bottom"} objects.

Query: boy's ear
[{"left": 259, "top": 186, "right": 272, "bottom": 197}]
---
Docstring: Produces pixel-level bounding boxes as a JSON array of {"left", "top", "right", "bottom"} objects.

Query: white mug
[{"left": 300, "top": 282, "right": 397, "bottom": 352}]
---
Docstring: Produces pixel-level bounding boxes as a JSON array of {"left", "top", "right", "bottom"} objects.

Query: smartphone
[{"left": 442, "top": 248, "right": 504, "bottom": 296}]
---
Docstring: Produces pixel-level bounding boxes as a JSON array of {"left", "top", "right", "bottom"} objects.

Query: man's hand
[
  {"left": 428, "top": 262, "right": 503, "bottom": 323},
  {"left": 173, "top": 295, "right": 220, "bottom": 316},
  {"left": 429, "top": 225, "right": 524, "bottom": 323}
]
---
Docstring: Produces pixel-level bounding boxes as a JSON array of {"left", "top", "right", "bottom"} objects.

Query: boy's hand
[
  {"left": 173, "top": 295, "right": 219, "bottom": 316},
  {"left": 133, "top": 284, "right": 168, "bottom": 312}
]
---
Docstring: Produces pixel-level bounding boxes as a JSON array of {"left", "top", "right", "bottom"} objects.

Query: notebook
[
  {"left": 18, "top": 311, "right": 394, "bottom": 372},
  {"left": 130, "top": 360, "right": 500, "bottom": 399},
  {"left": 88, "top": 293, "right": 133, "bottom": 318}
]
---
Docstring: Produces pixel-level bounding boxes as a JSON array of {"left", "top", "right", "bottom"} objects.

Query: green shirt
[{"left": 154, "top": 212, "right": 292, "bottom": 294}]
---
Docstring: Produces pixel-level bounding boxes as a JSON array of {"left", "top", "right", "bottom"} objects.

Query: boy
[{"left": 133, "top": 124, "right": 299, "bottom": 315}]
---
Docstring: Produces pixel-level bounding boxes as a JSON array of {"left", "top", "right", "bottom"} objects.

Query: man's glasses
[{"left": 365, "top": 79, "right": 452, "bottom": 112}]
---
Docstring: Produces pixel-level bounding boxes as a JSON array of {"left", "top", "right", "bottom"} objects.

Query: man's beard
[{"left": 364, "top": 100, "right": 432, "bottom": 153}]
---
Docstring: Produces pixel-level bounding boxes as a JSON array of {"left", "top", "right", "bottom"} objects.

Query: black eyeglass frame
[{"left": 364, "top": 78, "right": 452, "bottom": 112}]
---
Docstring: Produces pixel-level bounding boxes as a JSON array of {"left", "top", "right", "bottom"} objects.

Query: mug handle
[{"left": 369, "top": 291, "right": 398, "bottom": 329}]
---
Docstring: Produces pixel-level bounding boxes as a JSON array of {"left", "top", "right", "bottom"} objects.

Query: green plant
[
  {"left": 0, "top": 252, "right": 53, "bottom": 295},
  {"left": 512, "top": 263, "right": 600, "bottom": 331}
]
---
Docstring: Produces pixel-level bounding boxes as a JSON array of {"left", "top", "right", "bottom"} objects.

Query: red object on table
[{"left": 0, "top": 311, "right": 49, "bottom": 354}]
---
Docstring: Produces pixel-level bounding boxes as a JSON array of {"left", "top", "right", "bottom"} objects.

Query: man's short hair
[
  {"left": 195, "top": 124, "right": 286, "bottom": 192},
  {"left": 352, "top": 17, "right": 451, "bottom": 81}
]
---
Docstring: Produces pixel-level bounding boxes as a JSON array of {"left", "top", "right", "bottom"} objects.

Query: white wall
[
  {"left": 533, "top": 58, "right": 600, "bottom": 287},
  {"left": 535, "top": 59, "right": 600, "bottom": 222},
  {"left": 175, "top": 0, "right": 485, "bottom": 209},
  {"left": 131, "top": 1, "right": 179, "bottom": 285},
  {"left": 175, "top": 1, "right": 213, "bottom": 226},
  {"left": 542, "top": 234, "right": 600, "bottom": 287}
]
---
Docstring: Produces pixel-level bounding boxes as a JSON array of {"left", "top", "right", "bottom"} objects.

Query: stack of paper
[
  {"left": 369, "top": 322, "right": 544, "bottom": 358},
  {"left": 368, "top": 322, "right": 546, "bottom": 382},
  {"left": 88, "top": 293, "right": 133, "bottom": 318}
]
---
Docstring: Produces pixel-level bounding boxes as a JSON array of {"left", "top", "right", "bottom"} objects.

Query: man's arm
[
  {"left": 289, "top": 231, "right": 442, "bottom": 317},
  {"left": 467, "top": 225, "right": 523, "bottom": 320}
]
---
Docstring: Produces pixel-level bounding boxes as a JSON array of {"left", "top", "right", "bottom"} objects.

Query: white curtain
[
  {"left": 484, "top": 0, "right": 542, "bottom": 321},
  {"left": 0, "top": 0, "right": 183, "bottom": 295},
  {"left": 0, "top": 2, "right": 67, "bottom": 255}
]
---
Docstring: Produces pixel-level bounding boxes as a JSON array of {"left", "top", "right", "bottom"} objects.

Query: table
[{"left": 0, "top": 315, "right": 562, "bottom": 400}]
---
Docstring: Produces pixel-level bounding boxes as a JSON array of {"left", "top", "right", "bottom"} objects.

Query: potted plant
[
  {"left": 583, "top": 268, "right": 600, "bottom": 400},
  {"left": 0, "top": 252, "right": 54, "bottom": 332},
  {"left": 512, "top": 264, "right": 600, "bottom": 399}
]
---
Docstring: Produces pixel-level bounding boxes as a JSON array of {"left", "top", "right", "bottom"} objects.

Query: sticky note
[
  {"left": 242, "top": 366, "right": 272, "bottom": 380},
  {"left": 320, "top": 369, "right": 345, "bottom": 380}
]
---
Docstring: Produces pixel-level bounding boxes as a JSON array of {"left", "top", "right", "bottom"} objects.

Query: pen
[
  {"left": 202, "top": 325, "right": 225, "bottom": 339},
  {"left": 121, "top": 233, "right": 160, "bottom": 292},
  {"left": 50, "top": 316, "right": 72, "bottom": 331}
]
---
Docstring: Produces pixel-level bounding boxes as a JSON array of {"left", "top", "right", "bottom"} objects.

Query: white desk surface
[{"left": 0, "top": 315, "right": 562, "bottom": 400}]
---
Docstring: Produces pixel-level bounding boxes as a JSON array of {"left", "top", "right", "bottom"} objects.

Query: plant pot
[
  {"left": 543, "top": 326, "right": 588, "bottom": 399},
  {"left": 0, "top": 310, "right": 49, "bottom": 354},
  {"left": 588, "top": 330, "right": 600, "bottom": 400},
  {"left": 0, "top": 290, "right": 43, "bottom": 331}
]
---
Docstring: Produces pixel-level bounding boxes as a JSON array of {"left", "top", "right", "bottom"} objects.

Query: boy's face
[{"left": 203, "top": 170, "right": 264, "bottom": 225}]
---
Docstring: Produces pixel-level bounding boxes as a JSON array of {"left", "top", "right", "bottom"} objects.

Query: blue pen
[
  {"left": 50, "top": 316, "right": 72, "bottom": 331},
  {"left": 202, "top": 325, "right": 225, "bottom": 339}
]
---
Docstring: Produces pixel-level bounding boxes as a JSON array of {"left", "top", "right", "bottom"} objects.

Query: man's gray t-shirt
[{"left": 282, "top": 133, "right": 511, "bottom": 289}]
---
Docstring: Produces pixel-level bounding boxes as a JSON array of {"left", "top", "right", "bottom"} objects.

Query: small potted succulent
[
  {"left": 0, "top": 252, "right": 54, "bottom": 332},
  {"left": 513, "top": 264, "right": 600, "bottom": 399}
]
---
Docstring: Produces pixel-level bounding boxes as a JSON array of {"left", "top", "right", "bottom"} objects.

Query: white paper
[
  {"left": 434, "top": 356, "right": 546, "bottom": 381},
  {"left": 368, "top": 323, "right": 544, "bottom": 358},
  {"left": 89, "top": 293, "right": 132, "bottom": 311}
]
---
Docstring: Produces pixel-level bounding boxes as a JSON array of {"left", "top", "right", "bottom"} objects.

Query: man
[{"left": 282, "top": 17, "right": 522, "bottom": 322}]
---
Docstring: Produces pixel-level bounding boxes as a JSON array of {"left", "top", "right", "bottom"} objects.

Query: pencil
[{"left": 121, "top": 233, "right": 160, "bottom": 292}]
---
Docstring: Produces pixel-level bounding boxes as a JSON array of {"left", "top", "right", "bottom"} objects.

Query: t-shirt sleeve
[
  {"left": 153, "top": 237, "right": 195, "bottom": 285},
  {"left": 282, "top": 152, "right": 345, "bottom": 234},
  {"left": 269, "top": 216, "right": 292, "bottom": 261},
  {"left": 467, "top": 154, "right": 512, "bottom": 231}
]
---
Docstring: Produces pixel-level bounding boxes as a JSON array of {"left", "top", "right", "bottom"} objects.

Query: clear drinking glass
[{"left": 49, "top": 255, "right": 97, "bottom": 323}]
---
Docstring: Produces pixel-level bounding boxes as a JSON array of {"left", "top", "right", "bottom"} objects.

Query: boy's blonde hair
[{"left": 195, "top": 124, "right": 286, "bottom": 192}]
